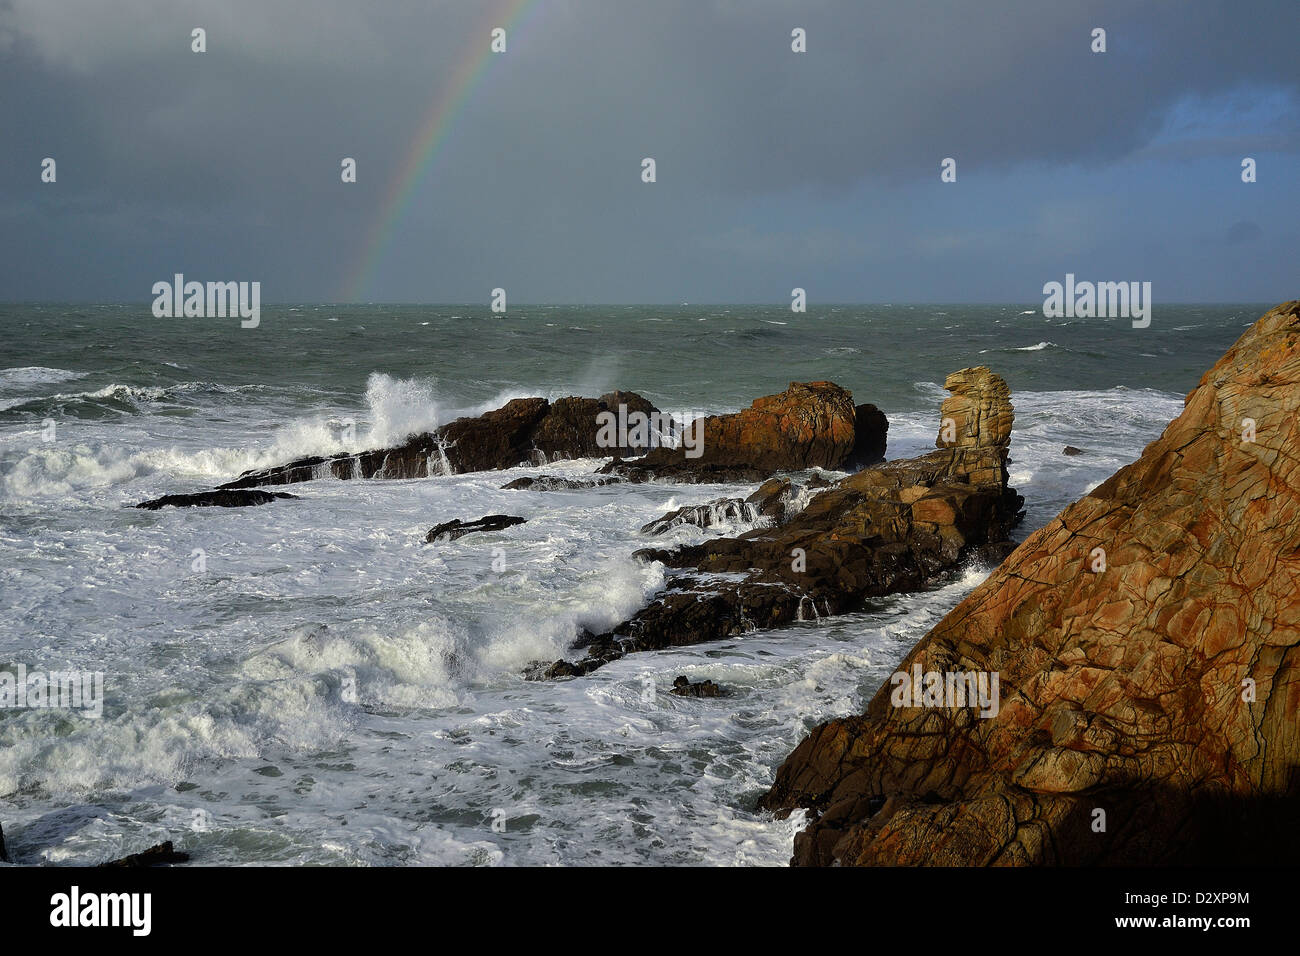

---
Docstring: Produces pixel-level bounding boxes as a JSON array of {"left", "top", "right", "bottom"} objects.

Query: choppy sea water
[{"left": 0, "top": 303, "right": 1258, "bottom": 865}]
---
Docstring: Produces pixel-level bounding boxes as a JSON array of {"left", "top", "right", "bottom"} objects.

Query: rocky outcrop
[
  {"left": 600, "top": 382, "right": 878, "bottom": 483},
  {"left": 639, "top": 477, "right": 821, "bottom": 535},
  {"left": 134, "top": 489, "right": 299, "bottom": 509},
  {"left": 425, "top": 515, "right": 527, "bottom": 543},
  {"left": 168, "top": 383, "right": 881, "bottom": 506},
  {"left": 217, "top": 390, "right": 665, "bottom": 490},
  {"left": 759, "top": 301, "right": 1300, "bottom": 866},
  {"left": 543, "top": 368, "right": 1021, "bottom": 678},
  {"left": 936, "top": 366, "right": 1012, "bottom": 451}
]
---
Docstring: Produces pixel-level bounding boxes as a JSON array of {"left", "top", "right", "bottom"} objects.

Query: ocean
[{"left": 0, "top": 303, "right": 1260, "bottom": 865}]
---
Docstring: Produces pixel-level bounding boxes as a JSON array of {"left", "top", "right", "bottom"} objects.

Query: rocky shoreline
[
  {"left": 759, "top": 300, "right": 1300, "bottom": 865},
  {"left": 538, "top": 366, "right": 1023, "bottom": 677},
  {"left": 113, "top": 300, "right": 1300, "bottom": 867}
]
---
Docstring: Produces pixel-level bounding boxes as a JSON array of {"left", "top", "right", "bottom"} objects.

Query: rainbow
[{"left": 341, "top": 0, "right": 539, "bottom": 302}]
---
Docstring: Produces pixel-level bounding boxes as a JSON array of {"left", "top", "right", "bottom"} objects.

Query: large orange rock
[
  {"left": 759, "top": 300, "right": 1300, "bottom": 865},
  {"left": 601, "top": 381, "right": 871, "bottom": 482}
]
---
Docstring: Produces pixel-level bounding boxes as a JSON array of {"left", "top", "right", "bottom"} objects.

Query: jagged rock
[
  {"left": 1062, "top": 446, "right": 1084, "bottom": 456},
  {"left": 502, "top": 475, "right": 623, "bottom": 491},
  {"left": 671, "top": 676, "right": 725, "bottom": 698},
  {"left": 217, "top": 390, "right": 664, "bottom": 490},
  {"left": 601, "top": 381, "right": 868, "bottom": 483},
  {"left": 99, "top": 841, "right": 190, "bottom": 868},
  {"left": 937, "top": 367, "right": 1012, "bottom": 450},
  {"left": 759, "top": 301, "right": 1300, "bottom": 866},
  {"left": 640, "top": 478, "right": 808, "bottom": 535},
  {"left": 541, "top": 367, "right": 1021, "bottom": 678},
  {"left": 134, "top": 490, "right": 299, "bottom": 510},
  {"left": 425, "top": 515, "right": 527, "bottom": 543}
]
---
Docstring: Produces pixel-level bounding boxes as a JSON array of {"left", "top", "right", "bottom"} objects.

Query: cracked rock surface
[{"left": 759, "top": 300, "right": 1300, "bottom": 866}]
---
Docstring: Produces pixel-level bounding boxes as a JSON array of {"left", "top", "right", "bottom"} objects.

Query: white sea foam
[
  {"left": 0, "top": 366, "right": 89, "bottom": 389},
  {"left": 0, "top": 370, "right": 1189, "bottom": 864}
]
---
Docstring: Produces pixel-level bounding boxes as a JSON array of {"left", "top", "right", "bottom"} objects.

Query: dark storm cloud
[{"left": 1, "top": 0, "right": 1297, "bottom": 302}]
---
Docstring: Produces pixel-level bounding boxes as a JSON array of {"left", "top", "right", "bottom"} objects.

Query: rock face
[
  {"left": 936, "top": 366, "right": 1013, "bottom": 451},
  {"left": 134, "top": 490, "right": 298, "bottom": 509},
  {"left": 759, "top": 301, "right": 1300, "bottom": 866},
  {"left": 218, "top": 390, "right": 664, "bottom": 490},
  {"left": 425, "top": 515, "right": 527, "bottom": 543},
  {"left": 544, "top": 368, "right": 1021, "bottom": 678},
  {"left": 600, "top": 381, "right": 877, "bottom": 483},
  {"left": 848, "top": 404, "right": 889, "bottom": 470}
]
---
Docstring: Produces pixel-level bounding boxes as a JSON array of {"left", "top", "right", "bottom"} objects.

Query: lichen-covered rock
[{"left": 759, "top": 301, "right": 1300, "bottom": 866}]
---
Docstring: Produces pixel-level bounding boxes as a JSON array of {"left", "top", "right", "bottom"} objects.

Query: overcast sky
[{"left": 1, "top": 0, "right": 1296, "bottom": 304}]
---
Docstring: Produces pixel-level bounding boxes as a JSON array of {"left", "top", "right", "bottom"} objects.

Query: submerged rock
[
  {"left": 99, "top": 841, "right": 190, "bottom": 868},
  {"left": 502, "top": 475, "right": 623, "bottom": 491},
  {"left": 135, "top": 490, "right": 298, "bottom": 509},
  {"left": 1062, "top": 445, "right": 1084, "bottom": 456},
  {"left": 541, "top": 367, "right": 1021, "bottom": 677},
  {"left": 759, "top": 301, "right": 1300, "bottom": 866},
  {"left": 425, "top": 515, "right": 527, "bottom": 543},
  {"left": 671, "top": 676, "right": 726, "bottom": 698}
]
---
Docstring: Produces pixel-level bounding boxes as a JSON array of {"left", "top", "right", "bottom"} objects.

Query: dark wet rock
[
  {"left": 671, "top": 676, "right": 725, "bottom": 698},
  {"left": 0, "top": 820, "right": 8, "bottom": 863},
  {"left": 640, "top": 477, "right": 812, "bottom": 535},
  {"left": 601, "top": 381, "right": 865, "bottom": 483},
  {"left": 135, "top": 489, "right": 298, "bottom": 510},
  {"left": 758, "top": 302, "right": 1300, "bottom": 866},
  {"left": 540, "top": 367, "right": 1022, "bottom": 678},
  {"left": 217, "top": 390, "right": 665, "bottom": 490},
  {"left": 1062, "top": 445, "right": 1084, "bottom": 456},
  {"left": 425, "top": 515, "right": 527, "bottom": 543},
  {"left": 502, "top": 475, "right": 623, "bottom": 491},
  {"left": 847, "top": 404, "right": 889, "bottom": 470},
  {"left": 99, "top": 841, "right": 190, "bottom": 868}
]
